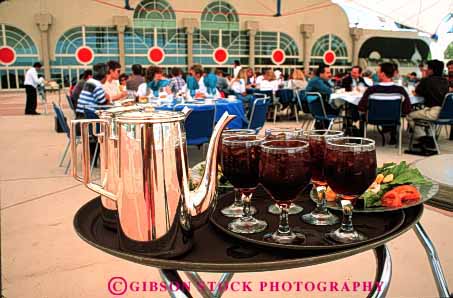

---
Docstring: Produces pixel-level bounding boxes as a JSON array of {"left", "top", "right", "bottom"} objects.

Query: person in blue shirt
[
  {"left": 305, "top": 64, "right": 339, "bottom": 128},
  {"left": 136, "top": 66, "right": 170, "bottom": 97}
]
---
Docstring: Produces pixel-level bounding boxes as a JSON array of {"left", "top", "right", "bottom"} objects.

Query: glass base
[
  {"left": 228, "top": 217, "right": 267, "bottom": 234},
  {"left": 221, "top": 204, "right": 257, "bottom": 218},
  {"left": 326, "top": 228, "right": 368, "bottom": 244},
  {"left": 268, "top": 203, "right": 303, "bottom": 215},
  {"left": 301, "top": 210, "right": 340, "bottom": 226},
  {"left": 263, "top": 229, "right": 306, "bottom": 244}
]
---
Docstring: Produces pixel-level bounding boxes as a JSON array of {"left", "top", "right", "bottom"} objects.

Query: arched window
[
  {"left": 255, "top": 32, "right": 300, "bottom": 67},
  {"left": 0, "top": 24, "right": 39, "bottom": 89},
  {"left": 201, "top": 1, "right": 239, "bottom": 30},
  {"left": 134, "top": 0, "right": 176, "bottom": 28},
  {"left": 53, "top": 26, "right": 119, "bottom": 87},
  {"left": 310, "top": 34, "right": 349, "bottom": 66}
]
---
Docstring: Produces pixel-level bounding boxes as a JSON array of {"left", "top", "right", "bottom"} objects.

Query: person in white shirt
[
  {"left": 289, "top": 69, "right": 308, "bottom": 90},
  {"left": 24, "top": 62, "right": 45, "bottom": 115},
  {"left": 103, "top": 60, "right": 128, "bottom": 101},
  {"left": 258, "top": 69, "right": 279, "bottom": 92},
  {"left": 233, "top": 60, "right": 242, "bottom": 80},
  {"left": 230, "top": 68, "right": 254, "bottom": 106}
]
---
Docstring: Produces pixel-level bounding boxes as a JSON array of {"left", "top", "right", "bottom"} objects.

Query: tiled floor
[{"left": 1, "top": 92, "right": 452, "bottom": 298}]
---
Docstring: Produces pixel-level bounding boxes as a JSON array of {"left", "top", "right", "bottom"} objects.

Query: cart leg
[
  {"left": 367, "top": 245, "right": 392, "bottom": 298},
  {"left": 414, "top": 222, "right": 451, "bottom": 298},
  {"left": 184, "top": 271, "right": 234, "bottom": 298},
  {"left": 159, "top": 269, "right": 194, "bottom": 298}
]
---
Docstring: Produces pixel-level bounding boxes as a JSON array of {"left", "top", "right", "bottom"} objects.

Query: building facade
[{"left": 0, "top": 0, "right": 430, "bottom": 90}]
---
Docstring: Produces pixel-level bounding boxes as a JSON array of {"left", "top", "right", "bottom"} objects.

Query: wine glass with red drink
[
  {"left": 324, "top": 137, "right": 377, "bottom": 243},
  {"left": 220, "top": 129, "right": 257, "bottom": 218},
  {"left": 222, "top": 135, "right": 267, "bottom": 234},
  {"left": 264, "top": 127, "right": 305, "bottom": 216},
  {"left": 301, "top": 130, "right": 343, "bottom": 225},
  {"left": 259, "top": 140, "right": 311, "bottom": 244}
]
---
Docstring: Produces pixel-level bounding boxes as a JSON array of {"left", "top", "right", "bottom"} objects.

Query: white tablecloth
[{"left": 330, "top": 92, "right": 424, "bottom": 107}]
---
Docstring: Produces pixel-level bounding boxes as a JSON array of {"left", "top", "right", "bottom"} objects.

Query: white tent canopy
[{"left": 335, "top": 0, "right": 452, "bottom": 35}]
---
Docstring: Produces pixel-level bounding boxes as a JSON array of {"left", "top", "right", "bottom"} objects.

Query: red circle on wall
[
  {"left": 212, "top": 47, "right": 229, "bottom": 64},
  {"left": 0, "top": 46, "right": 16, "bottom": 65},
  {"left": 323, "top": 50, "right": 336, "bottom": 65},
  {"left": 271, "top": 49, "right": 286, "bottom": 65},
  {"left": 148, "top": 47, "right": 165, "bottom": 64},
  {"left": 75, "top": 46, "right": 94, "bottom": 64}
]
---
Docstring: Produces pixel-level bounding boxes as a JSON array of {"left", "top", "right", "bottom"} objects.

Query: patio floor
[{"left": 1, "top": 91, "right": 452, "bottom": 298}]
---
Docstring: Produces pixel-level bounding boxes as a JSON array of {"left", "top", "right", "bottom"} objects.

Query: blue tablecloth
[{"left": 156, "top": 99, "right": 248, "bottom": 129}]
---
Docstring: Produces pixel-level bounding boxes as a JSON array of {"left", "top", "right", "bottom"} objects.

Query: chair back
[
  {"left": 438, "top": 93, "right": 453, "bottom": 119},
  {"left": 248, "top": 97, "right": 268, "bottom": 132},
  {"left": 305, "top": 92, "right": 327, "bottom": 120},
  {"left": 66, "top": 94, "right": 76, "bottom": 112},
  {"left": 179, "top": 104, "right": 216, "bottom": 146},
  {"left": 52, "top": 102, "right": 70, "bottom": 138},
  {"left": 254, "top": 91, "right": 274, "bottom": 105},
  {"left": 366, "top": 93, "right": 402, "bottom": 125}
]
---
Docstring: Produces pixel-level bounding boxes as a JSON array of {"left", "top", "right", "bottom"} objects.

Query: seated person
[
  {"left": 103, "top": 60, "right": 128, "bottom": 101},
  {"left": 341, "top": 65, "right": 369, "bottom": 91},
  {"left": 119, "top": 73, "right": 128, "bottom": 91},
  {"left": 289, "top": 69, "right": 308, "bottom": 90},
  {"left": 407, "top": 59, "right": 449, "bottom": 148},
  {"left": 71, "top": 70, "right": 92, "bottom": 108},
  {"left": 168, "top": 67, "right": 186, "bottom": 94},
  {"left": 126, "top": 64, "right": 145, "bottom": 92},
  {"left": 76, "top": 63, "right": 110, "bottom": 118},
  {"left": 306, "top": 64, "right": 339, "bottom": 128},
  {"left": 447, "top": 60, "right": 453, "bottom": 92},
  {"left": 230, "top": 68, "right": 254, "bottom": 106},
  {"left": 215, "top": 69, "right": 229, "bottom": 96},
  {"left": 362, "top": 69, "right": 374, "bottom": 87},
  {"left": 137, "top": 66, "right": 171, "bottom": 98},
  {"left": 407, "top": 72, "right": 419, "bottom": 84},
  {"left": 358, "top": 62, "right": 412, "bottom": 144},
  {"left": 186, "top": 64, "right": 219, "bottom": 98},
  {"left": 245, "top": 68, "right": 256, "bottom": 88},
  {"left": 258, "top": 69, "right": 279, "bottom": 92}
]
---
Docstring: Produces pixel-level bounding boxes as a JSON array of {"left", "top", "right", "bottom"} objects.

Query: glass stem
[
  {"left": 233, "top": 188, "right": 243, "bottom": 207},
  {"left": 241, "top": 193, "right": 253, "bottom": 221},
  {"left": 277, "top": 204, "right": 291, "bottom": 235},
  {"left": 340, "top": 213, "right": 354, "bottom": 233}
]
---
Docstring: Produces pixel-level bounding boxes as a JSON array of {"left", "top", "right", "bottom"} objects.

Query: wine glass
[
  {"left": 264, "top": 127, "right": 304, "bottom": 215},
  {"left": 222, "top": 135, "right": 267, "bottom": 234},
  {"left": 220, "top": 129, "right": 257, "bottom": 218},
  {"left": 324, "top": 137, "right": 377, "bottom": 243},
  {"left": 301, "top": 130, "right": 343, "bottom": 226},
  {"left": 260, "top": 140, "right": 312, "bottom": 244}
]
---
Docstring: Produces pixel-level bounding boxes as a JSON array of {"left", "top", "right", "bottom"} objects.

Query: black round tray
[
  {"left": 74, "top": 193, "right": 423, "bottom": 273},
  {"left": 210, "top": 189, "right": 405, "bottom": 251}
]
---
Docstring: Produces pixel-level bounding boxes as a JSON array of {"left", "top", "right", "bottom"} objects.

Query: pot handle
[{"left": 70, "top": 119, "right": 117, "bottom": 201}]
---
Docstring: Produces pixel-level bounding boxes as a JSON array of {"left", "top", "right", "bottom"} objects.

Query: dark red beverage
[
  {"left": 324, "top": 138, "right": 376, "bottom": 196},
  {"left": 221, "top": 135, "right": 262, "bottom": 191},
  {"left": 259, "top": 140, "right": 311, "bottom": 204}
]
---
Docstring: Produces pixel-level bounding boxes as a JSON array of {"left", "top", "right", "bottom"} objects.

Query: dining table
[
  {"left": 329, "top": 91, "right": 424, "bottom": 107},
  {"left": 147, "top": 98, "right": 249, "bottom": 129}
]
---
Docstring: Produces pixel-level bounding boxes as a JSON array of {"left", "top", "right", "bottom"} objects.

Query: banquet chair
[
  {"left": 176, "top": 104, "right": 216, "bottom": 155},
  {"left": 253, "top": 90, "right": 278, "bottom": 123},
  {"left": 276, "top": 89, "right": 296, "bottom": 123},
  {"left": 65, "top": 94, "right": 76, "bottom": 117},
  {"left": 304, "top": 92, "right": 341, "bottom": 130},
  {"left": 294, "top": 88, "right": 313, "bottom": 129},
  {"left": 409, "top": 93, "right": 453, "bottom": 154},
  {"left": 364, "top": 93, "right": 403, "bottom": 155},
  {"left": 53, "top": 102, "right": 95, "bottom": 175},
  {"left": 247, "top": 97, "right": 269, "bottom": 133}
]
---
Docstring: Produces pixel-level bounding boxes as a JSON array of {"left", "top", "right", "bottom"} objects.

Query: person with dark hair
[
  {"left": 407, "top": 59, "right": 449, "bottom": 144},
  {"left": 358, "top": 62, "right": 412, "bottom": 144},
  {"left": 418, "top": 62, "right": 426, "bottom": 78},
  {"left": 447, "top": 60, "right": 453, "bottom": 92},
  {"left": 24, "top": 62, "right": 44, "bottom": 115},
  {"left": 341, "top": 65, "right": 368, "bottom": 91},
  {"left": 118, "top": 73, "right": 128, "bottom": 90},
  {"left": 305, "top": 63, "right": 339, "bottom": 128},
  {"left": 215, "top": 68, "right": 229, "bottom": 96},
  {"left": 103, "top": 60, "right": 127, "bottom": 101},
  {"left": 168, "top": 67, "right": 186, "bottom": 94},
  {"left": 136, "top": 66, "right": 170, "bottom": 97},
  {"left": 71, "top": 69, "right": 93, "bottom": 108},
  {"left": 233, "top": 60, "right": 242, "bottom": 79},
  {"left": 126, "top": 64, "right": 144, "bottom": 91},
  {"left": 408, "top": 72, "right": 418, "bottom": 83},
  {"left": 76, "top": 63, "right": 109, "bottom": 118}
]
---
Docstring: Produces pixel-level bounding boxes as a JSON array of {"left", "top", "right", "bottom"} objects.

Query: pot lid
[{"left": 97, "top": 106, "right": 143, "bottom": 117}]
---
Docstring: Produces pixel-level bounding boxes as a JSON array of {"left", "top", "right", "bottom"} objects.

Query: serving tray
[{"left": 210, "top": 187, "right": 405, "bottom": 251}]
